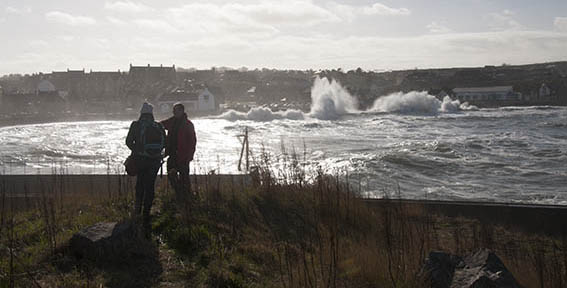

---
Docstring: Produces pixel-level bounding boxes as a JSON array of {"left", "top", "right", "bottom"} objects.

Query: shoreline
[
  {"left": 0, "top": 111, "right": 221, "bottom": 128},
  {"left": 2, "top": 103, "right": 566, "bottom": 128},
  {"left": 2, "top": 174, "right": 565, "bottom": 207},
  {"left": 2, "top": 174, "right": 566, "bottom": 237}
]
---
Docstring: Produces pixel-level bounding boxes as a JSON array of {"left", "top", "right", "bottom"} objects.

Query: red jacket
[{"left": 161, "top": 115, "right": 197, "bottom": 165}]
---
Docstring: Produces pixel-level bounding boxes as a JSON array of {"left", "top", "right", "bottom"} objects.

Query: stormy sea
[{"left": 2, "top": 77, "right": 566, "bottom": 204}]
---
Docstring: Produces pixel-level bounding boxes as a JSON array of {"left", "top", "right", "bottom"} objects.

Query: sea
[{"left": 1, "top": 77, "right": 566, "bottom": 204}]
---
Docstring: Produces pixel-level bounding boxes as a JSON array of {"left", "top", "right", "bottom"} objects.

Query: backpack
[{"left": 139, "top": 120, "right": 165, "bottom": 159}]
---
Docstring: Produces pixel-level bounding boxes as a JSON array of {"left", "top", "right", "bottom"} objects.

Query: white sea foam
[
  {"left": 220, "top": 78, "right": 477, "bottom": 121},
  {"left": 371, "top": 91, "right": 441, "bottom": 114},
  {"left": 218, "top": 107, "right": 304, "bottom": 121},
  {"left": 371, "top": 92, "right": 478, "bottom": 114},
  {"left": 308, "top": 77, "right": 359, "bottom": 120}
]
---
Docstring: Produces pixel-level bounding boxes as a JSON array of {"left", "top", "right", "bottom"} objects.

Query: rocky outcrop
[
  {"left": 422, "top": 248, "right": 521, "bottom": 288},
  {"left": 69, "top": 221, "right": 136, "bottom": 260}
]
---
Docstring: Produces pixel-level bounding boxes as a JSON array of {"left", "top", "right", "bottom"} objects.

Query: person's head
[
  {"left": 173, "top": 102, "right": 185, "bottom": 119},
  {"left": 140, "top": 102, "right": 153, "bottom": 115}
]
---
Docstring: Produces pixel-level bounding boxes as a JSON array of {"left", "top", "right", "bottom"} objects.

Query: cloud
[
  {"left": 555, "top": 17, "right": 567, "bottom": 32},
  {"left": 224, "top": 1, "right": 341, "bottom": 25},
  {"left": 57, "top": 35, "right": 75, "bottom": 42},
  {"left": 427, "top": 22, "right": 452, "bottom": 34},
  {"left": 5, "top": 6, "right": 31, "bottom": 15},
  {"left": 487, "top": 10, "right": 524, "bottom": 31},
  {"left": 28, "top": 40, "right": 49, "bottom": 49},
  {"left": 362, "top": 3, "right": 411, "bottom": 16},
  {"left": 88, "top": 38, "right": 110, "bottom": 49},
  {"left": 110, "top": 29, "right": 567, "bottom": 71},
  {"left": 168, "top": 1, "right": 340, "bottom": 34},
  {"left": 107, "top": 16, "right": 129, "bottom": 26},
  {"left": 2, "top": 28, "right": 566, "bottom": 75},
  {"left": 104, "top": 1, "right": 153, "bottom": 13},
  {"left": 45, "top": 11, "right": 96, "bottom": 26},
  {"left": 133, "top": 19, "right": 179, "bottom": 33},
  {"left": 328, "top": 2, "right": 410, "bottom": 22}
]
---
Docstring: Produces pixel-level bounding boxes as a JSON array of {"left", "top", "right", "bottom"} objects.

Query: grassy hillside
[{"left": 1, "top": 166, "right": 566, "bottom": 287}]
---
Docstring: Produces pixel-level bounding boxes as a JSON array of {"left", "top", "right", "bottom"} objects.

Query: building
[
  {"left": 37, "top": 79, "right": 56, "bottom": 93},
  {"left": 453, "top": 86, "right": 521, "bottom": 103},
  {"left": 36, "top": 79, "right": 67, "bottom": 113},
  {"left": 539, "top": 83, "right": 551, "bottom": 98},
  {"left": 126, "top": 64, "right": 177, "bottom": 107},
  {"left": 50, "top": 69, "right": 86, "bottom": 102},
  {"left": 128, "top": 64, "right": 176, "bottom": 84},
  {"left": 158, "top": 87, "right": 216, "bottom": 114}
]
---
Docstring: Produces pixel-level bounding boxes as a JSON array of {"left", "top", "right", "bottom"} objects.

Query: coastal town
[{"left": 0, "top": 61, "right": 566, "bottom": 124}]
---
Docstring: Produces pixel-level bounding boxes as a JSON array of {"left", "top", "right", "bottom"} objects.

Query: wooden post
[{"left": 245, "top": 127, "right": 249, "bottom": 172}]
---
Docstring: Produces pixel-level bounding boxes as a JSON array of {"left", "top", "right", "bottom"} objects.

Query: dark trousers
[
  {"left": 135, "top": 158, "right": 160, "bottom": 222},
  {"left": 167, "top": 157, "right": 191, "bottom": 202}
]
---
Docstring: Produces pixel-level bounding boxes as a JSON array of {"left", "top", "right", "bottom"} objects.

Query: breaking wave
[
  {"left": 219, "top": 77, "right": 477, "bottom": 122},
  {"left": 371, "top": 92, "right": 478, "bottom": 114},
  {"left": 219, "top": 107, "right": 304, "bottom": 121},
  {"left": 307, "top": 77, "right": 359, "bottom": 120}
]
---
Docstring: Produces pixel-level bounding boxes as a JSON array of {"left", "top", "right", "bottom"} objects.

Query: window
[{"left": 203, "top": 95, "right": 209, "bottom": 102}]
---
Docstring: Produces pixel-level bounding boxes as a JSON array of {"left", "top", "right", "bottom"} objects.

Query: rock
[
  {"left": 422, "top": 249, "right": 521, "bottom": 288},
  {"left": 422, "top": 251, "right": 463, "bottom": 288},
  {"left": 69, "top": 221, "right": 136, "bottom": 260}
]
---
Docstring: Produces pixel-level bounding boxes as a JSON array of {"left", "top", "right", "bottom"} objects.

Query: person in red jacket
[{"left": 160, "top": 103, "right": 197, "bottom": 202}]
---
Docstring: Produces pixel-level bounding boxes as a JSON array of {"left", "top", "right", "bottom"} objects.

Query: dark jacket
[
  {"left": 126, "top": 114, "right": 166, "bottom": 159},
  {"left": 161, "top": 114, "right": 197, "bottom": 166}
]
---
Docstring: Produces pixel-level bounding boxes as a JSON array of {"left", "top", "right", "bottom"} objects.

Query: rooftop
[
  {"left": 159, "top": 89, "right": 199, "bottom": 102},
  {"left": 453, "top": 86, "right": 513, "bottom": 93}
]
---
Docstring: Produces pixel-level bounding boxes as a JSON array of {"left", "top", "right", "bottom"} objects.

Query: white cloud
[
  {"left": 57, "top": 35, "right": 75, "bottom": 42},
  {"left": 487, "top": 10, "right": 524, "bottom": 31},
  {"left": 88, "top": 38, "right": 110, "bottom": 49},
  {"left": 224, "top": 1, "right": 341, "bottom": 25},
  {"left": 5, "top": 6, "right": 31, "bottom": 15},
  {"left": 2, "top": 28, "right": 566, "bottom": 75},
  {"left": 328, "top": 2, "right": 410, "bottom": 22},
  {"left": 167, "top": 1, "right": 340, "bottom": 34},
  {"left": 133, "top": 19, "right": 179, "bottom": 33},
  {"left": 104, "top": 1, "right": 153, "bottom": 13},
  {"left": 555, "top": 17, "right": 567, "bottom": 32},
  {"left": 327, "top": 3, "right": 356, "bottom": 21},
  {"left": 362, "top": 3, "right": 411, "bottom": 16},
  {"left": 107, "top": 16, "right": 129, "bottom": 26},
  {"left": 427, "top": 22, "right": 452, "bottom": 34},
  {"left": 45, "top": 11, "right": 96, "bottom": 26},
  {"left": 109, "top": 29, "right": 567, "bottom": 71},
  {"left": 28, "top": 40, "right": 49, "bottom": 48}
]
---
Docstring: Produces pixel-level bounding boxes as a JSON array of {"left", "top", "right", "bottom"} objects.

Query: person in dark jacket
[
  {"left": 160, "top": 103, "right": 197, "bottom": 202},
  {"left": 126, "top": 102, "right": 165, "bottom": 231}
]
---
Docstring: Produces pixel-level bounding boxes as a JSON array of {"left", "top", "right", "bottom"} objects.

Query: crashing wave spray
[
  {"left": 218, "top": 77, "right": 477, "bottom": 121},
  {"left": 308, "top": 77, "right": 359, "bottom": 120},
  {"left": 219, "top": 76, "right": 359, "bottom": 121},
  {"left": 371, "top": 92, "right": 477, "bottom": 114},
  {"left": 219, "top": 107, "right": 304, "bottom": 122}
]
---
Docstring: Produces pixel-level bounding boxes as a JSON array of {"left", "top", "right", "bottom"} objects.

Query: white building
[
  {"left": 453, "top": 86, "right": 520, "bottom": 102},
  {"left": 158, "top": 87, "right": 216, "bottom": 113}
]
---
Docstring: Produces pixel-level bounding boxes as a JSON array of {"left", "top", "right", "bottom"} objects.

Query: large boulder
[
  {"left": 422, "top": 249, "right": 521, "bottom": 288},
  {"left": 69, "top": 221, "right": 137, "bottom": 261}
]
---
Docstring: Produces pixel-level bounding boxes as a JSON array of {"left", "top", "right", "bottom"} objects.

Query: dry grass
[{"left": 1, "top": 152, "right": 566, "bottom": 287}]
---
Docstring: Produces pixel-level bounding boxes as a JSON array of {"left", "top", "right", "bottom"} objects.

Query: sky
[{"left": 0, "top": 0, "right": 566, "bottom": 75}]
